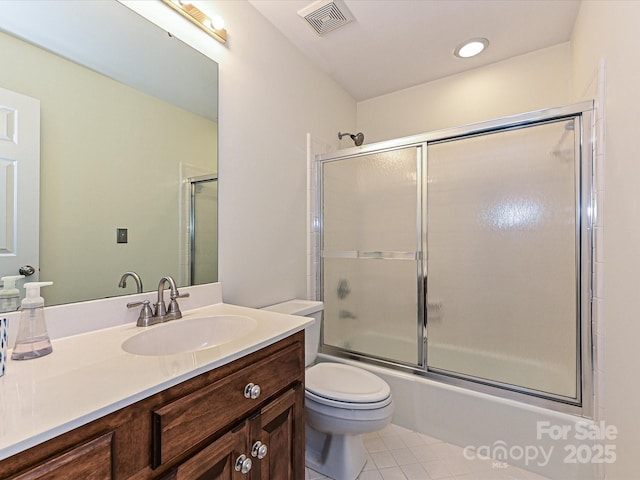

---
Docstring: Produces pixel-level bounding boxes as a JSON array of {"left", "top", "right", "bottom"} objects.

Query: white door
[{"left": 0, "top": 87, "right": 40, "bottom": 307}]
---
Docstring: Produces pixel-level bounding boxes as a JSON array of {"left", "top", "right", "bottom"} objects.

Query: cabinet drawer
[
  {"left": 152, "top": 342, "right": 303, "bottom": 468},
  {"left": 11, "top": 432, "right": 113, "bottom": 480}
]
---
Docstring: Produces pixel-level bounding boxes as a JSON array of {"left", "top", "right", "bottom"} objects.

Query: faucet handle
[
  {"left": 166, "top": 291, "right": 189, "bottom": 319},
  {"left": 127, "top": 300, "right": 154, "bottom": 327},
  {"left": 170, "top": 291, "right": 190, "bottom": 300},
  {"left": 127, "top": 300, "right": 149, "bottom": 309}
]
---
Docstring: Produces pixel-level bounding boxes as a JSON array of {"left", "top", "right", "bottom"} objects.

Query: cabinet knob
[
  {"left": 235, "top": 454, "right": 252, "bottom": 474},
  {"left": 251, "top": 440, "right": 268, "bottom": 459},
  {"left": 244, "top": 383, "right": 261, "bottom": 399}
]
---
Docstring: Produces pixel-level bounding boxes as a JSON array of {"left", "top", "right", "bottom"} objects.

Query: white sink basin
[{"left": 122, "top": 315, "right": 257, "bottom": 356}]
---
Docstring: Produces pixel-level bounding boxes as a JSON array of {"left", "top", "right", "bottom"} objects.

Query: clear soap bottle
[
  {"left": 11, "top": 281, "right": 53, "bottom": 360},
  {"left": 0, "top": 275, "right": 24, "bottom": 313}
]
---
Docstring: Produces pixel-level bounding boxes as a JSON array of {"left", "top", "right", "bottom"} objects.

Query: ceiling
[{"left": 248, "top": 0, "right": 581, "bottom": 102}]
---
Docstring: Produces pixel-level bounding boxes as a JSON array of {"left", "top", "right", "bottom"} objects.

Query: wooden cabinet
[
  {"left": 159, "top": 385, "right": 305, "bottom": 480},
  {"left": 151, "top": 342, "right": 302, "bottom": 470},
  {"left": 250, "top": 386, "right": 304, "bottom": 480},
  {"left": 158, "top": 423, "right": 248, "bottom": 480},
  {"left": 0, "top": 332, "right": 305, "bottom": 480},
  {"left": 8, "top": 433, "right": 114, "bottom": 480}
]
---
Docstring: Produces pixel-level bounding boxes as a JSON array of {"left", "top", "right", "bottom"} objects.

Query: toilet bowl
[{"left": 262, "top": 300, "right": 394, "bottom": 480}]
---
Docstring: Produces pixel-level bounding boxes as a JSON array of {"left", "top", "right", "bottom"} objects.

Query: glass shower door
[
  {"left": 426, "top": 119, "right": 580, "bottom": 400},
  {"left": 190, "top": 177, "right": 218, "bottom": 285},
  {"left": 321, "top": 146, "right": 424, "bottom": 366}
]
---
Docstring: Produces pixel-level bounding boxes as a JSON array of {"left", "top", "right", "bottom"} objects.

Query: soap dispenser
[
  {"left": 12, "top": 281, "right": 54, "bottom": 360},
  {"left": 0, "top": 275, "right": 24, "bottom": 313}
]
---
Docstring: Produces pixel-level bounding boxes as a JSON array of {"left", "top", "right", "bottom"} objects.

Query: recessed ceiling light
[{"left": 454, "top": 37, "right": 489, "bottom": 58}]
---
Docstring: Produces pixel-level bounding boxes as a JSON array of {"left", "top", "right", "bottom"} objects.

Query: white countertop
[{"left": 0, "top": 302, "right": 312, "bottom": 460}]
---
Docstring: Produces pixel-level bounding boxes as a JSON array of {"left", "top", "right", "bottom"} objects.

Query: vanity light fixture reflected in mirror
[{"left": 162, "top": 0, "right": 227, "bottom": 44}]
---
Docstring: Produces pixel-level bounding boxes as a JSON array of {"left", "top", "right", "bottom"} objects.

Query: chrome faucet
[
  {"left": 155, "top": 276, "right": 175, "bottom": 319},
  {"left": 127, "top": 275, "right": 189, "bottom": 327},
  {"left": 154, "top": 275, "right": 189, "bottom": 321},
  {"left": 118, "top": 271, "right": 143, "bottom": 293}
]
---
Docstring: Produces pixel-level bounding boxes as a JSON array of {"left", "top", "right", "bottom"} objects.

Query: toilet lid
[{"left": 305, "top": 363, "right": 391, "bottom": 404}]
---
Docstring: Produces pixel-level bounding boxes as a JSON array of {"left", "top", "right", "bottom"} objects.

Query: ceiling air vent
[{"left": 298, "top": 0, "right": 354, "bottom": 37}]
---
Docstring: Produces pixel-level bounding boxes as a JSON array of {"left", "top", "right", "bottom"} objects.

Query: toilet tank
[{"left": 262, "top": 299, "right": 323, "bottom": 367}]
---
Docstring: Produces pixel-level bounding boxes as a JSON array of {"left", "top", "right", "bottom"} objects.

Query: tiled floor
[{"left": 305, "top": 424, "right": 552, "bottom": 480}]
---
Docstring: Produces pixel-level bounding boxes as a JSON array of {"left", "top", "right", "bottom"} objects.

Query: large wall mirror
[{"left": 0, "top": 1, "right": 218, "bottom": 308}]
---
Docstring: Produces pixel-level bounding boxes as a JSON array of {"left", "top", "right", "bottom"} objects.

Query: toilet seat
[
  {"left": 305, "top": 389, "right": 393, "bottom": 410},
  {"left": 305, "top": 363, "right": 392, "bottom": 409}
]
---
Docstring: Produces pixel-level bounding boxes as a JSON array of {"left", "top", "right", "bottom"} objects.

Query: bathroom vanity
[{"left": 0, "top": 294, "right": 310, "bottom": 480}]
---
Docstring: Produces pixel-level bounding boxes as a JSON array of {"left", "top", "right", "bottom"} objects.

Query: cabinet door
[
  {"left": 10, "top": 432, "right": 113, "bottom": 480},
  {"left": 161, "top": 422, "right": 250, "bottom": 480},
  {"left": 249, "top": 385, "right": 304, "bottom": 480}
]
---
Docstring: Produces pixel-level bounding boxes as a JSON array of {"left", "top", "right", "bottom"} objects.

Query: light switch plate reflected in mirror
[{"left": 117, "top": 228, "right": 128, "bottom": 244}]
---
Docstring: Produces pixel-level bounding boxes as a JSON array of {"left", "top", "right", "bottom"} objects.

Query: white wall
[
  {"left": 572, "top": 2, "right": 640, "bottom": 479},
  {"left": 357, "top": 42, "right": 571, "bottom": 143},
  {"left": 213, "top": 2, "right": 356, "bottom": 308},
  {"left": 123, "top": 1, "right": 357, "bottom": 308}
]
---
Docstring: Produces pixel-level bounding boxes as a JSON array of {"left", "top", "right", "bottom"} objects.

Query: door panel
[
  {"left": 426, "top": 120, "right": 579, "bottom": 399},
  {"left": 167, "top": 423, "right": 248, "bottom": 480},
  {"left": 0, "top": 86, "right": 40, "bottom": 310},
  {"left": 321, "top": 146, "right": 423, "bottom": 367},
  {"left": 250, "top": 387, "right": 304, "bottom": 480}
]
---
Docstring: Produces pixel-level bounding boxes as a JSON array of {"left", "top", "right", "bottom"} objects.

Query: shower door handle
[{"left": 423, "top": 275, "right": 428, "bottom": 309}]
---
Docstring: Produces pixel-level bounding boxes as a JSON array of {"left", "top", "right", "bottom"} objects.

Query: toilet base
[{"left": 305, "top": 425, "right": 367, "bottom": 480}]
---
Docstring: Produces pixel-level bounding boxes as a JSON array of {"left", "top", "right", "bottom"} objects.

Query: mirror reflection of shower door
[
  {"left": 426, "top": 119, "right": 579, "bottom": 400},
  {"left": 190, "top": 176, "right": 218, "bottom": 285},
  {"left": 321, "top": 146, "right": 424, "bottom": 367}
]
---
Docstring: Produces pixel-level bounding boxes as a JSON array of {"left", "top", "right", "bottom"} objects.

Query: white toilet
[{"left": 263, "top": 300, "right": 394, "bottom": 480}]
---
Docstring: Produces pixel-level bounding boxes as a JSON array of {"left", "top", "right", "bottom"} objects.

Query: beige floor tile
[
  {"left": 390, "top": 448, "right": 419, "bottom": 466},
  {"left": 306, "top": 424, "right": 551, "bottom": 480},
  {"left": 371, "top": 450, "right": 399, "bottom": 469},
  {"left": 357, "top": 470, "right": 384, "bottom": 480},
  {"left": 400, "top": 463, "right": 431, "bottom": 480},
  {"left": 378, "top": 466, "right": 409, "bottom": 479}
]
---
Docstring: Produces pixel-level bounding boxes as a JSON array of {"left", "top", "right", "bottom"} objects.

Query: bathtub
[
  {"left": 343, "top": 331, "right": 417, "bottom": 365},
  {"left": 343, "top": 332, "right": 571, "bottom": 396},
  {"left": 318, "top": 351, "right": 599, "bottom": 480}
]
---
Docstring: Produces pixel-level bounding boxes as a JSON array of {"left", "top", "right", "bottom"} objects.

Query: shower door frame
[
  {"left": 315, "top": 101, "right": 595, "bottom": 417},
  {"left": 189, "top": 173, "right": 218, "bottom": 285}
]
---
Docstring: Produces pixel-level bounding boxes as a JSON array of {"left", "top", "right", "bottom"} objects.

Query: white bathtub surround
[
  {"left": 319, "top": 354, "right": 597, "bottom": 480},
  {"left": 591, "top": 58, "right": 606, "bottom": 429},
  {"left": 0, "top": 283, "right": 311, "bottom": 460},
  {"left": 306, "top": 132, "right": 334, "bottom": 301}
]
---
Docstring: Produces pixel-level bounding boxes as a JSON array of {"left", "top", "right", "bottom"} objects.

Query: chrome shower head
[{"left": 338, "top": 131, "right": 365, "bottom": 146}]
